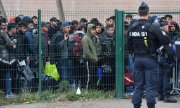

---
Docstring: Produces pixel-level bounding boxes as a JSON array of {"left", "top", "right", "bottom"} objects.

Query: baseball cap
[
  {"left": 50, "top": 17, "right": 58, "bottom": 22},
  {"left": 160, "top": 21, "right": 168, "bottom": 27},
  {"left": 7, "top": 23, "right": 17, "bottom": 31},
  {"left": 61, "top": 21, "right": 71, "bottom": 27},
  {"left": 8, "top": 17, "right": 15, "bottom": 23},
  {"left": 138, "top": 2, "right": 149, "bottom": 11}
]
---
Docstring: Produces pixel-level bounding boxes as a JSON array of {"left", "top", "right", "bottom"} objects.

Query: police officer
[
  {"left": 128, "top": 2, "right": 171, "bottom": 108},
  {"left": 157, "top": 21, "right": 177, "bottom": 103}
]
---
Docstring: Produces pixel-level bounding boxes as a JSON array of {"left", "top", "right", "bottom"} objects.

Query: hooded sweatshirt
[{"left": 82, "top": 24, "right": 98, "bottom": 62}]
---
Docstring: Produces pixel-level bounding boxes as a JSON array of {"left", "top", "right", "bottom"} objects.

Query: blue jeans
[
  {"left": 132, "top": 56, "right": 158, "bottom": 105},
  {"left": 172, "top": 44, "right": 176, "bottom": 54},
  {"left": 58, "top": 59, "right": 73, "bottom": 84},
  {"left": 4, "top": 70, "right": 12, "bottom": 94},
  {"left": 128, "top": 54, "right": 134, "bottom": 75}
]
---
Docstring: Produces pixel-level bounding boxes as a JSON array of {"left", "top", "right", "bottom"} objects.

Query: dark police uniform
[
  {"left": 128, "top": 18, "right": 171, "bottom": 108},
  {"left": 157, "top": 22, "right": 177, "bottom": 103},
  {"left": 158, "top": 44, "right": 177, "bottom": 102}
]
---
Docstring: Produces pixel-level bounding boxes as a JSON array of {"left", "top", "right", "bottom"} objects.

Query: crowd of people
[
  {"left": 0, "top": 5, "right": 179, "bottom": 105},
  {"left": 0, "top": 15, "right": 116, "bottom": 98},
  {"left": 127, "top": 2, "right": 180, "bottom": 108}
]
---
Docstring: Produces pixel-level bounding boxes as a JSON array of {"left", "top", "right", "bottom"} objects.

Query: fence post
[
  {"left": 115, "top": 10, "right": 124, "bottom": 98},
  {"left": 38, "top": 9, "right": 42, "bottom": 96}
]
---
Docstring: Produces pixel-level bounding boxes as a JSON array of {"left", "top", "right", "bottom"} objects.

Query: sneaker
[
  {"left": 130, "top": 91, "right": 134, "bottom": 96},
  {"left": 5, "top": 92, "right": 15, "bottom": 99},
  {"left": 163, "top": 96, "right": 177, "bottom": 103}
]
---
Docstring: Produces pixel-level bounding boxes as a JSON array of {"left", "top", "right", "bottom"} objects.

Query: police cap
[
  {"left": 160, "top": 21, "right": 168, "bottom": 27},
  {"left": 138, "top": 2, "right": 149, "bottom": 11}
]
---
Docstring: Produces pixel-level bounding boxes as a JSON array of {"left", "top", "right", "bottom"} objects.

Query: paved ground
[{"left": 1, "top": 98, "right": 180, "bottom": 108}]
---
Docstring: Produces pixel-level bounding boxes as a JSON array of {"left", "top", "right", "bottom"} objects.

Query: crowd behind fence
[
  {"left": 0, "top": 10, "right": 180, "bottom": 99},
  {"left": 0, "top": 11, "right": 117, "bottom": 99}
]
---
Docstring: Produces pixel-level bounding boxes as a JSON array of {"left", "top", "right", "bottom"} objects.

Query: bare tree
[
  {"left": 0, "top": 0, "right": 7, "bottom": 19},
  {"left": 56, "top": 0, "right": 65, "bottom": 21}
]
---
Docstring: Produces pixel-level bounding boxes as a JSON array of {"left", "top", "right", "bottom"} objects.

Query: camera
[
  {"left": 75, "top": 31, "right": 85, "bottom": 38},
  {"left": 33, "top": 29, "right": 38, "bottom": 36}
]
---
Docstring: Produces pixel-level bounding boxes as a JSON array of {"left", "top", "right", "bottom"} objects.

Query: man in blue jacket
[{"left": 24, "top": 18, "right": 37, "bottom": 68}]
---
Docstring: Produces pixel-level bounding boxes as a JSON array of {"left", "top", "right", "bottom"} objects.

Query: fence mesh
[
  {"left": 0, "top": 2, "right": 180, "bottom": 100},
  {"left": 0, "top": 10, "right": 116, "bottom": 97}
]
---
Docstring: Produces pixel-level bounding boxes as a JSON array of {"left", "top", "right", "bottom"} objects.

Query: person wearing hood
[
  {"left": 82, "top": 24, "right": 98, "bottom": 62},
  {"left": 82, "top": 23, "right": 98, "bottom": 89}
]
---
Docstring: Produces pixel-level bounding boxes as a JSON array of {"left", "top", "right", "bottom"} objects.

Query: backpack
[{"left": 72, "top": 31, "right": 84, "bottom": 56}]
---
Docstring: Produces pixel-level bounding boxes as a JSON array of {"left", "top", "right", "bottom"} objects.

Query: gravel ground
[{"left": 1, "top": 98, "right": 180, "bottom": 108}]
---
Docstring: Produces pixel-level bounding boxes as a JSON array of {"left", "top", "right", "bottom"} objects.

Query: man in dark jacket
[
  {"left": 0, "top": 20, "right": 7, "bottom": 32},
  {"left": 15, "top": 21, "right": 32, "bottom": 92},
  {"left": 15, "top": 21, "right": 27, "bottom": 62},
  {"left": 6, "top": 22, "right": 17, "bottom": 72},
  {"left": 101, "top": 25, "right": 115, "bottom": 56},
  {"left": 0, "top": 21, "right": 16, "bottom": 98},
  {"left": 51, "top": 21, "right": 73, "bottom": 84},
  {"left": 48, "top": 17, "right": 58, "bottom": 39},
  {"left": 7, "top": 23, "right": 17, "bottom": 48},
  {"left": 24, "top": 19, "right": 37, "bottom": 68},
  {"left": 169, "top": 21, "right": 180, "bottom": 40},
  {"left": 40, "top": 22, "right": 50, "bottom": 63},
  {"left": 100, "top": 25, "right": 115, "bottom": 90},
  {"left": 31, "top": 16, "right": 38, "bottom": 29},
  {"left": 157, "top": 21, "right": 177, "bottom": 103}
]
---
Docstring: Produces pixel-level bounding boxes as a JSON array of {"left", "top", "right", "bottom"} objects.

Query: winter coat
[
  {"left": 81, "top": 24, "right": 98, "bottom": 62},
  {"left": 0, "top": 30, "right": 16, "bottom": 65}
]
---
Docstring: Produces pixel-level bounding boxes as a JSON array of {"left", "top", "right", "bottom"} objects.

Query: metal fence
[
  {"left": 1, "top": 10, "right": 180, "bottom": 100},
  {"left": 171, "top": 45, "right": 180, "bottom": 95},
  {"left": 0, "top": 10, "right": 118, "bottom": 98}
]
